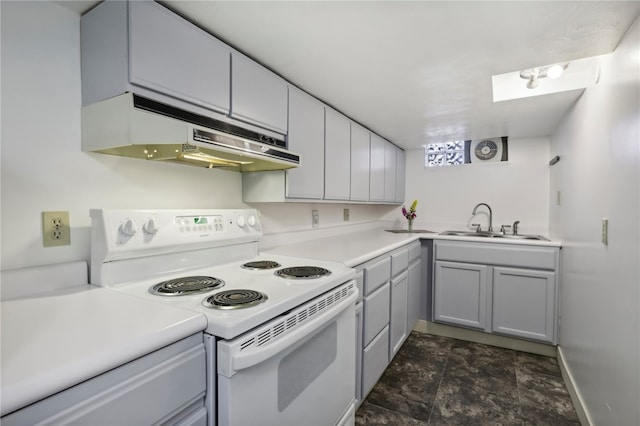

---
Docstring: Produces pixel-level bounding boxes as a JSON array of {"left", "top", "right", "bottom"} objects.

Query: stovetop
[
  {"left": 104, "top": 253, "right": 355, "bottom": 339},
  {"left": 89, "top": 209, "right": 355, "bottom": 339}
]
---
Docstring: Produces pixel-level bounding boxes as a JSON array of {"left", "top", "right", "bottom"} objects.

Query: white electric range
[{"left": 90, "top": 208, "right": 358, "bottom": 426}]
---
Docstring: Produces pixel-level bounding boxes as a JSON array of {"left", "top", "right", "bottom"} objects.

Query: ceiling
[{"left": 59, "top": 1, "right": 639, "bottom": 149}]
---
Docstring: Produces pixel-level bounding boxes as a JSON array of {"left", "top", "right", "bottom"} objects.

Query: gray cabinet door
[
  {"left": 389, "top": 272, "right": 408, "bottom": 360},
  {"left": 231, "top": 52, "right": 288, "bottom": 133},
  {"left": 395, "top": 148, "right": 406, "bottom": 203},
  {"left": 384, "top": 142, "right": 397, "bottom": 202},
  {"left": 128, "top": 1, "right": 230, "bottom": 114},
  {"left": 434, "top": 261, "right": 488, "bottom": 330},
  {"left": 492, "top": 267, "right": 556, "bottom": 343},
  {"left": 407, "top": 260, "right": 421, "bottom": 334},
  {"left": 369, "top": 134, "right": 386, "bottom": 201},
  {"left": 324, "top": 108, "right": 351, "bottom": 200},
  {"left": 355, "top": 302, "right": 364, "bottom": 405},
  {"left": 350, "top": 123, "right": 370, "bottom": 201},
  {"left": 286, "top": 87, "right": 325, "bottom": 199}
]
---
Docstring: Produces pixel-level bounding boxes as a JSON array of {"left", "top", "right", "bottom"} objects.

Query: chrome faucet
[
  {"left": 472, "top": 203, "right": 493, "bottom": 233},
  {"left": 512, "top": 220, "right": 520, "bottom": 235}
]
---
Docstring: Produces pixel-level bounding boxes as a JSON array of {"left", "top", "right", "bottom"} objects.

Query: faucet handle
[
  {"left": 471, "top": 223, "right": 482, "bottom": 233},
  {"left": 500, "top": 225, "right": 512, "bottom": 235}
]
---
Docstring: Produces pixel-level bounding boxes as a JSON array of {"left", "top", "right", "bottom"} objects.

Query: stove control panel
[
  {"left": 176, "top": 215, "right": 224, "bottom": 233},
  {"left": 90, "top": 209, "right": 263, "bottom": 262}
]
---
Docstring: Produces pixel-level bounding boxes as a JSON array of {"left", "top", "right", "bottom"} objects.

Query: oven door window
[{"left": 278, "top": 322, "right": 337, "bottom": 411}]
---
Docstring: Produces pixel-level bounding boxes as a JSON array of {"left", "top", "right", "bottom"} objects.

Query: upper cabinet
[
  {"left": 81, "top": 1, "right": 230, "bottom": 116},
  {"left": 369, "top": 134, "right": 386, "bottom": 202},
  {"left": 286, "top": 87, "right": 325, "bottom": 199},
  {"left": 350, "top": 124, "right": 371, "bottom": 202},
  {"left": 384, "top": 142, "right": 397, "bottom": 202},
  {"left": 83, "top": 0, "right": 405, "bottom": 204},
  {"left": 324, "top": 108, "right": 351, "bottom": 200},
  {"left": 395, "top": 147, "right": 406, "bottom": 203},
  {"left": 230, "top": 53, "right": 289, "bottom": 134}
]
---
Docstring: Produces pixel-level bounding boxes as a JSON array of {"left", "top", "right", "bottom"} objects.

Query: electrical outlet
[
  {"left": 312, "top": 209, "right": 319, "bottom": 228},
  {"left": 43, "top": 211, "right": 70, "bottom": 247},
  {"left": 343, "top": 208, "right": 350, "bottom": 222}
]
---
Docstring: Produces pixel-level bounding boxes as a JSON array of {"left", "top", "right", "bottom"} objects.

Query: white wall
[
  {"left": 392, "top": 137, "right": 550, "bottom": 235},
  {"left": 549, "top": 17, "right": 639, "bottom": 425},
  {"left": 0, "top": 1, "right": 389, "bottom": 272}
]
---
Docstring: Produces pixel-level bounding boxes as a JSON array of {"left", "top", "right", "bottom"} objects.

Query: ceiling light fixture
[{"left": 520, "top": 63, "right": 568, "bottom": 89}]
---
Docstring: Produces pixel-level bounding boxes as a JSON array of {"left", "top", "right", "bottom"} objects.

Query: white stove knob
[
  {"left": 236, "top": 215, "right": 246, "bottom": 227},
  {"left": 247, "top": 215, "right": 257, "bottom": 227},
  {"left": 119, "top": 219, "right": 137, "bottom": 237},
  {"left": 143, "top": 218, "right": 158, "bottom": 235}
]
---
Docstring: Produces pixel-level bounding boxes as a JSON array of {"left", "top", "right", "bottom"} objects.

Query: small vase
[{"left": 407, "top": 218, "right": 414, "bottom": 233}]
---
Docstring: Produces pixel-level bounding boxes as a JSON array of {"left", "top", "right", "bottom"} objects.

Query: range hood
[{"left": 82, "top": 93, "right": 299, "bottom": 172}]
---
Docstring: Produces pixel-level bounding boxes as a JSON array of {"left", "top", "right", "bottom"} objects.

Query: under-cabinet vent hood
[{"left": 82, "top": 93, "right": 299, "bottom": 172}]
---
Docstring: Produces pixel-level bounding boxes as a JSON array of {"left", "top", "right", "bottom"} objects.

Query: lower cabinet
[
  {"left": 356, "top": 241, "right": 423, "bottom": 405},
  {"left": 433, "top": 261, "right": 488, "bottom": 330},
  {"left": 363, "top": 283, "right": 390, "bottom": 346},
  {"left": 361, "top": 325, "right": 390, "bottom": 398},
  {"left": 355, "top": 301, "right": 364, "bottom": 405},
  {"left": 407, "top": 258, "right": 421, "bottom": 334},
  {"left": 2, "top": 334, "right": 207, "bottom": 425},
  {"left": 389, "top": 271, "right": 408, "bottom": 359},
  {"left": 433, "top": 240, "right": 560, "bottom": 344},
  {"left": 492, "top": 267, "right": 556, "bottom": 342}
]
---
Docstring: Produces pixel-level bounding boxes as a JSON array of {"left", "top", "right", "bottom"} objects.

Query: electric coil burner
[
  {"left": 202, "top": 289, "right": 268, "bottom": 310},
  {"left": 274, "top": 266, "right": 332, "bottom": 279},
  {"left": 149, "top": 276, "right": 224, "bottom": 296},
  {"left": 241, "top": 260, "right": 281, "bottom": 270}
]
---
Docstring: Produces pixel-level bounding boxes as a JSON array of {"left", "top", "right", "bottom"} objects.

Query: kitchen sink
[
  {"left": 439, "top": 230, "right": 549, "bottom": 241},
  {"left": 491, "top": 234, "right": 550, "bottom": 241}
]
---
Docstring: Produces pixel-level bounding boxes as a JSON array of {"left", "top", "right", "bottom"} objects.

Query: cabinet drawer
[
  {"left": 362, "top": 325, "right": 390, "bottom": 399},
  {"left": 3, "top": 334, "right": 206, "bottom": 425},
  {"left": 408, "top": 242, "right": 421, "bottom": 263},
  {"left": 435, "top": 241, "right": 558, "bottom": 270},
  {"left": 364, "top": 256, "right": 391, "bottom": 295},
  {"left": 391, "top": 248, "right": 409, "bottom": 277},
  {"left": 363, "top": 283, "right": 390, "bottom": 347}
]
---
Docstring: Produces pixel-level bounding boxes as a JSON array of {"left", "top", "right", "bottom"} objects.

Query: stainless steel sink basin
[
  {"left": 439, "top": 230, "right": 494, "bottom": 237},
  {"left": 491, "top": 234, "right": 550, "bottom": 241},
  {"left": 439, "top": 230, "right": 549, "bottom": 241}
]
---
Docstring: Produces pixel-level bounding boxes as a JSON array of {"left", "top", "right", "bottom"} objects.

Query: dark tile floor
[{"left": 356, "top": 331, "right": 581, "bottom": 425}]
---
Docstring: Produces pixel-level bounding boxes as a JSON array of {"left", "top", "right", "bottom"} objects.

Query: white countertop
[
  {"left": 264, "top": 227, "right": 561, "bottom": 267},
  {"left": 264, "top": 228, "right": 424, "bottom": 267},
  {"left": 1, "top": 285, "right": 207, "bottom": 416}
]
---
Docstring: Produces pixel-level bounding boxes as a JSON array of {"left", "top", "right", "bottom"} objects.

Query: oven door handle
[{"left": 230, "top": 289, "right": 357, "bottom": 374}]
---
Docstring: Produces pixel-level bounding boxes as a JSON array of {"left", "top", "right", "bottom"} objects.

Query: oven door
[{"left": 217, "top": 282, "right": 357, "bottom": 426}]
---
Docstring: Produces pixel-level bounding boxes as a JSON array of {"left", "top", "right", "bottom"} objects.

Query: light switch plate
[{"left": 602, "top": 218, "right": 608, "bottom": 246}]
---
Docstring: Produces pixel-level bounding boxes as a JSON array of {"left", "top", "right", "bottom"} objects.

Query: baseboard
[
  {"left": 413, "top": 321, "right": 557, "bottom": 357},
  {"left": 557, "top": 346, "right": 592, "bottom": 426}
]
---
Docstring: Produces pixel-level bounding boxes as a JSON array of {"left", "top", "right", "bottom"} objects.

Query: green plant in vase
[{"left": 402, "top": 200, "right": 418, "bottom": 232}]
